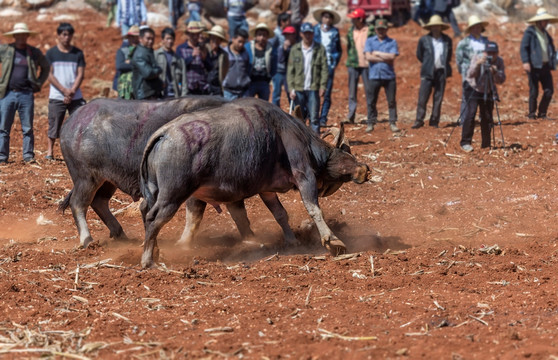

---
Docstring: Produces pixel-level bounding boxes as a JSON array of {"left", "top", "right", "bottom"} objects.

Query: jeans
[
  {"left": 528, "top": 63, "right": 554, "bottom": 118},
  {"left": 319, "top": 68, "right": 335, "bottom": 125},
  {"left": 227, "top": 15, "right": 249, "bottom": 39},
  {"left": 347, "top": 67, "right": 373, "bottom": 122},
  {"left": 416, "top": 69, "right": 447, "bottom": 125},
  {"left": 295, "top": 90, "right": 320, "bottom": 134},
  {"left": 224, "top": 88, "right": 249, "bottom": 100},
  {"left": 0, "top": 90, "right": 35, "bottom": 161},
  {"left": 248, "top": 80, "right": 271, "bottom": 101},
  {"left": 271, "top": 72, "right": 289, "bottom": 107},
  {"left": 366, "top": 78, "right": 398, "bottom": 124},
  {"left": 461, "top": 85, "right": 494, "bottom": 148}
]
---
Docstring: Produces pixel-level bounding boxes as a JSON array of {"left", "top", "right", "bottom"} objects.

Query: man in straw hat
[
  {"left": 0, "top": 23, "right": 50, "bottom": 164},
  {"left": 456, "top": 15, "right": 489, "bottom": 124},
  {"left": 113, "top": 25, "right": 140, "bottom": 99},
  {"left": 344, "top": 8, "right": 375, "bottom": 125},
  {"left": 246, "top": 23, "right": 277, "bottom": 101},
  {"left": 155, "top": 27, "right": 187, "bottom": 98},
  {"left": 313, "top": 6, "right": 342, "bottom": 127},
  {"left": 520, "top": 8, "right": 557, "bottom": 120},
  {"left": 412, "top": 15, "right": 453, "bottom": 129},
  {"left": 206, "top": 25, "right": 229, "bottom": 96},
  {"left": 364, "top": 18, "right": 400, "bottom": 133},
  {"left": 177, "top": 21, "right": 211, "bottom": 95},
  {"left": 222, "top": 28, "right": 251, "bottom": 100}
]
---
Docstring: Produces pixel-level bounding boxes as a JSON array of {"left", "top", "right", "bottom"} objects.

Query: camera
[{"left": 486, "top": 55, "right": 494, "bottom": 63}]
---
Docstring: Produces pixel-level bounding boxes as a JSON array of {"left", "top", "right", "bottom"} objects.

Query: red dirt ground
[{"left": 2, "top": 8, "right": 558, "bottom": 359}]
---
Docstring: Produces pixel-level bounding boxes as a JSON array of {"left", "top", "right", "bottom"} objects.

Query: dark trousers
[
  {"left": 295, "top": 90, "right": 320, "bottom": 134},
  {"left": 366, "top": 78, "right": 397, "bottom": 124},
  {"left": 461, "top": 85, "right": 494, "bottom": 148},
  {"left": 347, "top": 67, "right": 373, "bottom": 122},
  {"left": 528, "top": 63, "right": 554, "bottom": 118},
  {"left": 319, "top": 68, "right": 334, "bottom": 125},
  {"left": 416, "top": 69, "right": 446, "bottom": 125},
  {"left": 459, "top": 80, "right": 478, "bottom": 125}
]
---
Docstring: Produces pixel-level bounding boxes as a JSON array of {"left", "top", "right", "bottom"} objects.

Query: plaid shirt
[
  {"left": 176, "top": 41, "right": 211, "bottom": 93},
  {"left": 455, "top": 34, "right": 488, "bottom": 80}
]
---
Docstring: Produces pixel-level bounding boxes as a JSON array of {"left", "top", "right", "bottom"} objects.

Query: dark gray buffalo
[
  {"left": 59, "top": 96, "right": 228, "bottom": 248},
  {"left": 139, "top": 98, "right": 370, "bottom": 268}
]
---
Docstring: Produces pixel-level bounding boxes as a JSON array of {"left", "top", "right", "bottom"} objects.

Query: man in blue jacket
[
  {"left": 313, "top": 6, "right": 341, "bottom": 127},
  {"left": 520, "top": 8, "right": 557, "bottom": 120}
]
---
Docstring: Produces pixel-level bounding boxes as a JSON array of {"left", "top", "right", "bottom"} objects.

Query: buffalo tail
[{"left": 58, "top": 189, "right": 73, "bottom": 213}]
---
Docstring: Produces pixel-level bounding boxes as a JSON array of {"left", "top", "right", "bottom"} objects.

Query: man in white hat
[
  {"left": 206, "top": 25, "right": 229, "bottom": 96},
  {"left": 412, "top": 15, "right": 453, "bottom": 129},
  {"left": 455, "top": 15, "right": 489, "bottom": 124},
  {"left": 0, "top": 23, "right": 50, "bottom": 164},
  {"left": 246, "top": 23, "right": 277, "bottom": 101},
  {"left": 313, "top": 6, "right": 342, "bottom": 127},
  {"left": 155, "top": 27, "right": 187, "bottom": 98},
  {"left": 520, "top": 8, "right": 558, "bottom": 120}
]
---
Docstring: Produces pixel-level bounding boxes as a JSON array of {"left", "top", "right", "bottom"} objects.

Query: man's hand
[
  {"left": 319, "top": 89, "right": 325, "bottom": 97},
  {"left": 63, "top": 95, "right": 72, "bottom": 105},
  {"left": 290, "top": 90, "right": 296, "bottom": 100},
  {"left": 522, "top": 63, "right": 531, "bottom": 73}
]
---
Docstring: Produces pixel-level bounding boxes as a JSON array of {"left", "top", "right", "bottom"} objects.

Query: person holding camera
[
  {"left": 460, "top": 42, "right": 505, "bottom": 152},
  {"left": 177, "top": 21, "right": 211, "bottom": 95},
  {"left": 520, "top": 8, "right": 557, "bottom": 120}
]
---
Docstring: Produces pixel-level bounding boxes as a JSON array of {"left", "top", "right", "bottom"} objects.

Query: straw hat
[
  {"left": 186, "top": 21, "right": 205, "bottom": 34},
  {"left": 125, "top": 25, "right": 140, "bottom": 37},
  {"left": 527, "top": 8, "right": 558, "bottom": 23},
  {"left": 465, "top": 15, "right": 489, "bottom": 33},
  {"left": 423, "top": 15, "right": 449, "bottom": 30},
  {"left": 313, "top": 6, "right": 341, "bottom": 25},
  {"left": 3, "top": 23, "right": 37, "bottom": 37},
  {"left": 249, "top": 23, "right": 274, "bottom": 38},
  {"left": 206, "top": 25, "right": 227, "bottom": 42}
]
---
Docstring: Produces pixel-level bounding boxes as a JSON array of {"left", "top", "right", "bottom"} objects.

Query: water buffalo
[
  {"left": 59, "top": 96, "right": 228, "bottom": 248},
  {"left": 139, "top": 98, "right": 370, "bottom": 268}
]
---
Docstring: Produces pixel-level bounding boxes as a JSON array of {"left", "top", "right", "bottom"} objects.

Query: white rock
[
  {"left": 147, "top": 11, "right": 170, "bottom": 27},
  {"left": 0, "top": 8, "right": 23, "bottom": 17},
  {"left": 36, "top": 214, "right": 54, "bottom": 226},
  {"left": 53, "top": 14, "right": 78, "bottom": 21},
  {"left": 36, "top": 13, "right": 48, "bottom": 21}
]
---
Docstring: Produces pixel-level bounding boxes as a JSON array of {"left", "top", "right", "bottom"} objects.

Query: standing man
[
  {"left": 520, "top": 8, "right": 558, "bottom": 120},
  {"left": 269, "top": 12, "right": 291, "bottom": 106},
  {"left": 364, "top": 18, "right": 400, "bottom": 133},
  {"left": 155, "top": 27, "right": 187, "bottom": 98},
  {"left": 0, "top": 23, "right": 49, "bottom": 164},
  {"left": 45, "top": 23, "right": 86, "bottom": 161},
  {"left": 116, "top": 0, "right": 147, "bottom": 36},
  {"left": 224, "top": 0, "right": 249, "bottom": 39},
  {"left": 222, "top": 28, "right": 251, "bottom": 100},
  {"left": 271, "top": 0, "right": 309, "bottom": 32},
  {"left": 177, "top": 21, "right": 211, "bottom": 95},
  {"left": 246, "top": 23, "right": 277, "bottom": 101},
  {"left": 460, "top": 42, "right": 505, "bottom": 152},
  {"left": 287, "top": 22, "right": 328, "bottom": 134},
  {"left": 313, "top": 6, "right": 342, "bottom": 127},
  {"left": 412, "top": 15, "right": 452, "bottom": 129},
  {"left": 130, "top": 27, "right": 163, "bottom": 100},
  {"left": 432, "top": 0, "right": 461, "bottom": 38},
  {"left": 169, "top": 0, "right": 185, "bottom": 29},
  {"left": 456, "top": 15, "right": 488, "bottom": 123},
  {"left": 272, "top": 25, "right": 297, "bottom": 107},
  {"left": 345, "top": 8, "right": 375, "bottom": 125},
  {"left": 206, "top": 25, "right": 229, "bottom": 96},
  {"left": 114, "top": 25, "right": 140, "bottom": 99},
  {"left": 106, "top": 0, "right": 117, "bottom": 28}
]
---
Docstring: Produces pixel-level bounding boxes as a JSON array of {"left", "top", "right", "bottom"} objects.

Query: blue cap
[
  {"left": 485, "top": 41, "right": 498, "bottom": 52},
  {"left": 300, "top": 22, "right": 314, "bottom": 33}
]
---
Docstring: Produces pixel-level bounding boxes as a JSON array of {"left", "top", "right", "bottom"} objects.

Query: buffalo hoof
[
  {"left": 111, "top": 231, "right": 130, "bottom": 242},
  {"left": 323, "top": 238, "right": 347, "bottom": 256},
  {"left": 80, "top": 236, "right": 94, "bottom": 249}
]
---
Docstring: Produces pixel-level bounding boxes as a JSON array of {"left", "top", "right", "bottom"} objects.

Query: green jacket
[
  {"left": 346, "top": 24, "right": 375, "bottom": 68},
  {"left": 0, "top": 43, "right": 50, "bottom": 99},
  {"left": 287, "top": 42, "right": 328, "bottom": 92}
]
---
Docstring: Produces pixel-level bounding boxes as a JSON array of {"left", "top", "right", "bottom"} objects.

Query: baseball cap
[
  {"left": 375, "top": 18, "right": 388, "bottom": 29},
  {"left": 485, "top": 41, "right": 499, "bottom": 52},
  {"left": 300, "top": 22, "right": 314, "bottom": 33},
  {"left": 282, "top": 26, "right": 296, "bottom": 35},
  {"left": 348, "top": 8, "right": 366, "bottom": 19}
]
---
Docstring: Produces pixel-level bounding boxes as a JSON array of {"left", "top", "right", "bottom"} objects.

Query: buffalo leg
[
  {"left": 176, "top": 197, "right": 207, "bottom": 247},
  {"left": 259, "top": 192, "right": 298, "bottom": 246},
  {"left": 69, "top": 179, "right": 100, "bottom": 248},
  {"left": 90, "top": 182, "right": 128, "bottom": 240},
  {"left": 226, "top": 200, "right": 255, "bottom": 240},
  {"left": 142, "top": 199, "right": 183, "bottom": 268},
  {"left": 296, "top": 175, "right": 346, "bottom": 255}
]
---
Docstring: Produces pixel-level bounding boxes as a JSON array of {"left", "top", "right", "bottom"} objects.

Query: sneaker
[
  {"left": 365, "top": 123, "right": 374, "bottom": 133},
  {"left": 390, "top": 123, "right": 400, "bottom": 133},
  {"left": 0, "top": 159, "right": 7, "bottom": 165},
  {"left": 411, "top": 121, "right": 424, "bottom": 129},
  {"left": 429, "top": 122, "right": 439, "bottom": 128},
  {"left": 461, "top": 144, "right": 473, "bottom": 152},
  {"left": 23, "top": 157, "right": 36, "bottom": 163}
]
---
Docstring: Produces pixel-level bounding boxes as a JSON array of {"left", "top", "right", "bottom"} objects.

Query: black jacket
[
  {"left": 130, "top": 44, "right": 163, "bottom": 99},
  {"left": 416, "top": 33, "right": 453, "bottom": 79},
  {"left": 520, "top": 25, "right": 556, "bottom": 70}
]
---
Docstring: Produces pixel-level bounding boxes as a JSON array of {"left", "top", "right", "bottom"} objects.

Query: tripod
[{"left": 445, "top": 60, "right": 505, "bottom": 148}]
